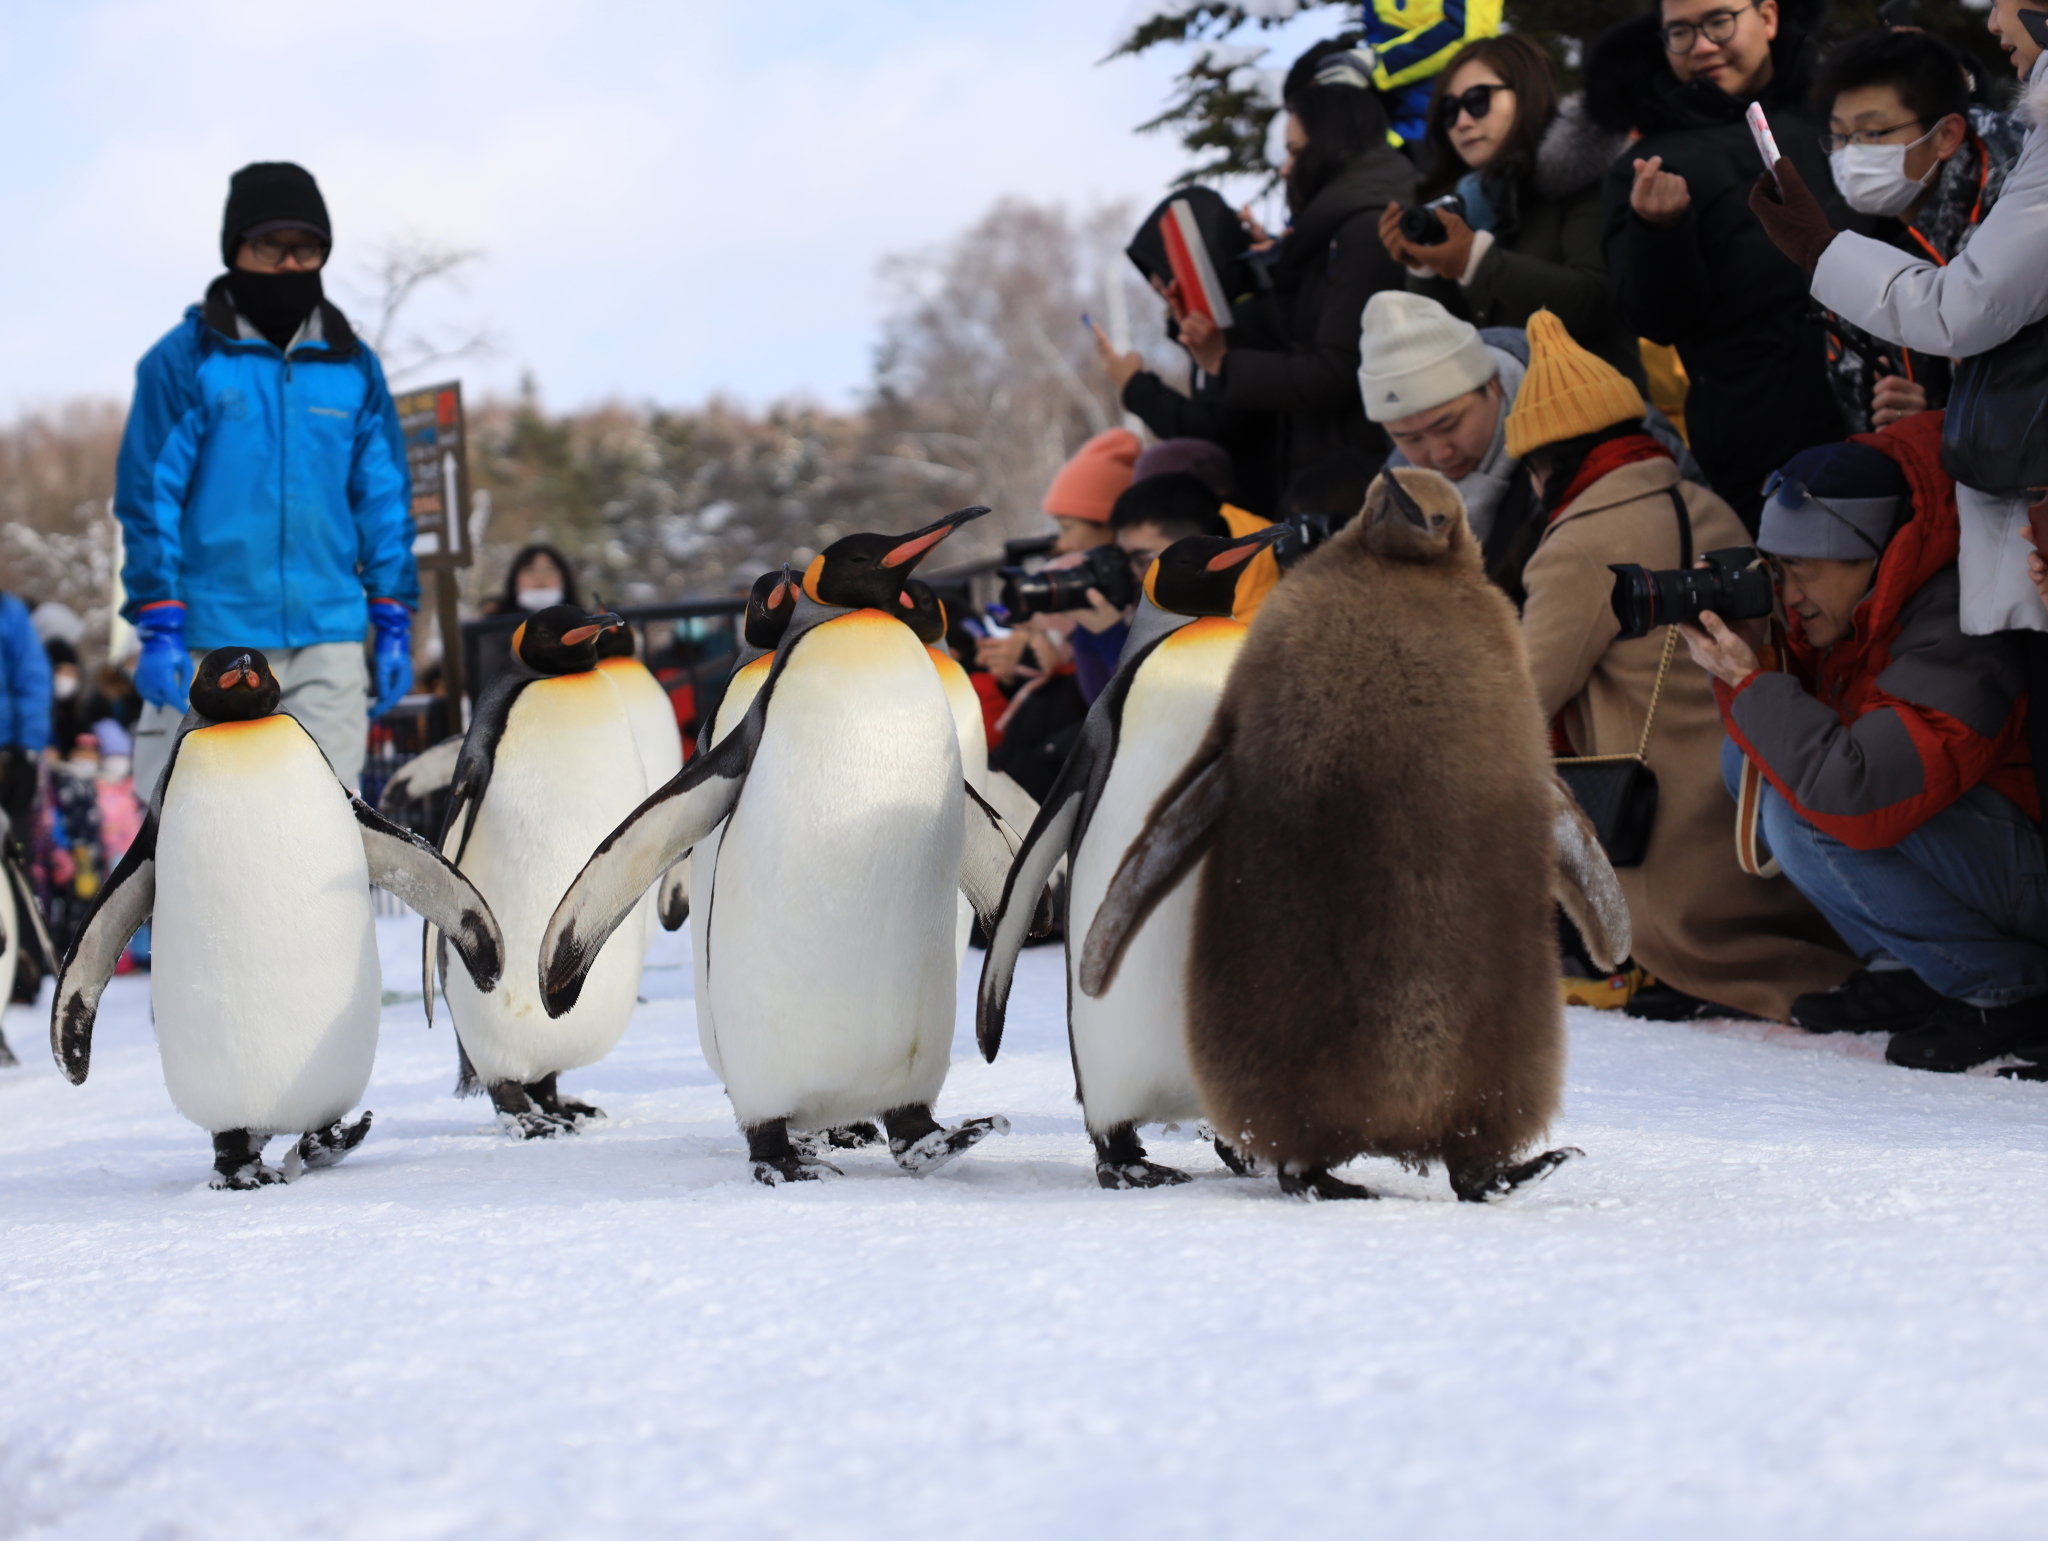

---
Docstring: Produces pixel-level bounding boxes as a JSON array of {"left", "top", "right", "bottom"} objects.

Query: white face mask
[
  {"left": 99, "top": 754, "right": 131, "bottom": 783},
  {"left": 1829, "top": 126, "right": 1940, "bottom": 218},
  {"left": 52, "top": 673, "right": 79, "bottom": 700},
  {"left": 516, "top": 586, "right": 564, "bottom": 611}
]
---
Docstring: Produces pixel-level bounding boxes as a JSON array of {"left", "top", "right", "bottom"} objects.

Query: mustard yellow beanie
[{"left": 1504, "top": 310, "right": 1648, "bottom": 461}]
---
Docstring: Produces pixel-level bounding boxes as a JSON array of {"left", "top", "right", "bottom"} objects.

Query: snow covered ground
[{"left": 5, "top": 917, "right": 2048, "bottom": 1540}]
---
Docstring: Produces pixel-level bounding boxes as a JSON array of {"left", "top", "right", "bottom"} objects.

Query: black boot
[
  {"left": 1277, "top": 1166, "right": 1377, "bottom": 1201},
  {"left": 295, "top": 1111, "right": 372, "bottom": 1172},
  {"left": 1448, "top": 1146, "right": 1582, "bottom": 1203},
  {"left": 525, "top": 1072, "right": 603, "bottom": 1125},
  {"left": 1793, "top": 967, "right": 1943, "bottom": 1034},
  {"left": 881, "top": 1103, "right": 1009, "bottom": 1178},
  {"left": 1887, "top": 996, "right": 2048, "bottom": 1073},
  {"left": 489, "top": 1081, "right": 575, "bottom": 1139},
  {"left": 1092, "top": 1123, "right": 1190, "bottom": 1189},
  {"left": 748, "top": 1117, "right": 835, "bottom": 1185},
  {"left": 210, "top": 1129, "right": 286, "bottom": 1190}
]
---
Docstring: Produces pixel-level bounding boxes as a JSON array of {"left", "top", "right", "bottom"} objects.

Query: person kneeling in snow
[{"left": 1681, "top": 421, "right": 2047, "bottom": 1072}]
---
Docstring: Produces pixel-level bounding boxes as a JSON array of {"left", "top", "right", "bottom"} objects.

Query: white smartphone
[{"left": 1746, "top": 102, "right": 1784, "bottom": 195}]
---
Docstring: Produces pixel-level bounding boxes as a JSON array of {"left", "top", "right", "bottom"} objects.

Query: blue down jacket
[{"left": 114, "top": 278, "right": 416, "bottom": 651}]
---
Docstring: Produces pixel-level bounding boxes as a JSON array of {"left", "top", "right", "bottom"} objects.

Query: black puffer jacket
[
  {"left": 1588, "top": 5, "right": 1848, "bottom": 529},
  {"left": 1221, "top": 149, "right": 1416, "bottom": 487}
]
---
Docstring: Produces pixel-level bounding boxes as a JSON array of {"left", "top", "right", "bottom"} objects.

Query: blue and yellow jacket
[
  {"left": 1362, "top": 0, "right": 1503, "bottom": 143},
  {"left": 114, "top": 279, "right": 416, "bottom": 652}
]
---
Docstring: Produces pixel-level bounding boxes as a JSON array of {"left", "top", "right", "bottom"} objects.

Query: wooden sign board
[{"left": 396, "top": 381, "right": 474, "bottom": 570}]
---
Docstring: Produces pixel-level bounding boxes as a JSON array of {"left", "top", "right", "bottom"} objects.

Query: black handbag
[
  {"left": 1553, "top": 488, "right": 1689, "bottom": 868},
  {"left": 1941, "top": 314, "right": 2048, "bottom": 497}
]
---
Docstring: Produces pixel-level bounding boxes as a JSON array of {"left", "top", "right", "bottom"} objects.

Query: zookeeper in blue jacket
[{"left": 116, "top": 161, "right": 416, "bottom": 794}]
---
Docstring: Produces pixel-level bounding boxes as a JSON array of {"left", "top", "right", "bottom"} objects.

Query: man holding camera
[{"left": 1682, "top": 418, "right": 2046, "bottom": 1070}]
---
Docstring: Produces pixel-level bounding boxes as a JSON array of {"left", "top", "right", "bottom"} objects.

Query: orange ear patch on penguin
[{"left": 802, "top": 555, "right": 827, "bottom": 603}]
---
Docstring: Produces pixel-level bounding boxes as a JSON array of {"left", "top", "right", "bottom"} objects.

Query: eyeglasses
[
  {"left": 244, "top": 234, "right": 327, "bottom": 267},
  {"left": 1661, "top": 3, "right": 1756, "bottom": 54},
  {"left": 1818, "top": 118, "right": 1925, "bottom": 153},
  {"left": 1437, "top": 82, "right": 1507, "bottom": 129}
]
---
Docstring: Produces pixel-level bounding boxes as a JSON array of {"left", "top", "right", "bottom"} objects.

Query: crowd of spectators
[{"left": 1014, "top": 0, "right": 2048, "bottom": 1071}]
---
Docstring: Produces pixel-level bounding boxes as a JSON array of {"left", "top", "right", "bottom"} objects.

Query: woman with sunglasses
[{"left": 1379, "top": 35, "right": 1643, "bottom": 385}]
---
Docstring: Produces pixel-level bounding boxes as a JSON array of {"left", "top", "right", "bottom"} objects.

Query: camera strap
[{"left": 1558, "top": 488, "right": 1690, "bottom": 770}]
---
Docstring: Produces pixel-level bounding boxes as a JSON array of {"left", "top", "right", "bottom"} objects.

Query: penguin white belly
[
  {"left": 446, "top": 671, "right": 648, "bottom": 1086},
  {"left": 932, "top": 647, "right": 987, "bottom": 968},
  {"left": 152, "top": 715, "right": 379, "bottom": 1135},
  {"left": 707, "top": 612, "right": 961, "bottom": 1129},
  {"left": 691, "top": 655, "right": 773, "bottom": 1081},
  {"left": 1067, "top": 618, "right": 1245, "bottom": 1134},
  {"left": 600, "top": 657, "right": 685, "bottom": 960}
]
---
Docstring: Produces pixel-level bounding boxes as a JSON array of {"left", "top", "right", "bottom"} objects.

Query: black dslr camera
[
  {"left": 1398, "top": 193, "right": 1466, "bottom": 247},
  {"left": 996, "top": 537, "right": 1140, "bottom": 620},
  {"left": 1608, "top": 547, "right": 1776, "bottom": 641},
  {"left": 1271, "top": 512, "right": 1338, "bottom": 567}
]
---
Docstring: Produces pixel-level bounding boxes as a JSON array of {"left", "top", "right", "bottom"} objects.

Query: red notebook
[{"left": 1160, "top": 198, "right": 1234, "bottom": 330}]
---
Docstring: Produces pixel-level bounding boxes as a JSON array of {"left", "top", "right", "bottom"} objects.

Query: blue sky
[{"left": 0, "top": 1, "right": 1350, "bottom": 416}]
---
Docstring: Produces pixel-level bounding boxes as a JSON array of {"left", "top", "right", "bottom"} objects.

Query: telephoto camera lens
[
  {"left": 1397, "top": 194, "right": 1466, "bottom": 247},
  {"left": 1608, "top": 547, "right": 1777, "bottom": 641},
  {"left": 996, "top": 542, "right": 1140, "bottom": 621}
]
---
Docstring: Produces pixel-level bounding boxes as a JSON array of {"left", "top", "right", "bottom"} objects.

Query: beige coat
[{"left": 1520, "top": 457, "right": 1853, "bottom": 1019}]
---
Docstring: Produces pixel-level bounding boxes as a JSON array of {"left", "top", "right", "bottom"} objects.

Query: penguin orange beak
[
  {"left": 1204, "top": 523, "right": 1287, "bottom": 572},
  {"left": 880, "top": 505, "right": 990, "bottom": 569},
  {"left": 217, "top": 653, "right": 258, "bottom": 690},
  {"left": 561, "top": 613, "right": 626, "bottom": 647}
]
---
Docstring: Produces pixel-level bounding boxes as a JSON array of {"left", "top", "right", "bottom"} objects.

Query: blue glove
[
  {"left": 134, "top": 602, "right": 190, "bottom": 710},
  {"left": 368, "top": 599, "right": 414, "bottom": 718}
]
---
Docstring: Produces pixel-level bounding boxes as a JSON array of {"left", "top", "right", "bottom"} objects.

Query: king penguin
[
  {"left": 52, "top": 649, "right": 505, "bottom": 1189},
  {"left": 434, "top": 604, "right": 651, "bottom": 1137},
  {"left": 538, "top": 507, "right": 1030, "bottom": 1186},
  {"left": 1078, "top": 470, "right": 1632, "bottom": 1201},
  {"left": 903, "top": 577, "right": 991, "bottom": 968},
  {"left": 977, "top": 524, "right": 1285, "bottom": 1188},
  {"left": 594, "top": 622, "right": 689, "bottom": 943}
]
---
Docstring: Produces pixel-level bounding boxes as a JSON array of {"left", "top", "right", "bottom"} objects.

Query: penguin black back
[{"left": 190, "top": 649, "right": 282, "bottom": 722}]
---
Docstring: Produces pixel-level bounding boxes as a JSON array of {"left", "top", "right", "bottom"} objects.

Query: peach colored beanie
[{"left": 1043, "top": 428, "right": 1141, "bottom": 524}]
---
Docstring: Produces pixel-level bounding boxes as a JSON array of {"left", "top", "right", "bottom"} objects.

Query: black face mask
[{"left": 224, "top": 266, "right": 324, "bottom": 351}]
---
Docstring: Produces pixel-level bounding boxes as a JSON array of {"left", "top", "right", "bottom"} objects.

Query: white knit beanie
[{"left": 1357, "top": 291, "right": 1498, "bottom": 422}]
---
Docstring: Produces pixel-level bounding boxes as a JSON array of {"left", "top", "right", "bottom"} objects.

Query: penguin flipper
[
  {"left": 975, "top": 776, "right": 1084, "bottom": 1063},
  {"left": 658, "top": 862, "right": 690, "bottom": 931},
  {"left": 351, "top": 797, "right": 506, "bottom": 992},
  {"left": 959, "top": 782, "right": 1025, "bottom": 934},
  {"left": 422, "top": 919, "right": 437, "bottom": 1030},
  {"left": 1078, "top": 747, "right": 1230, "bottom": 999},
  {"left": 377, "top": 735, "right": 463, "bottom": 814},
  {"left": 1549, "top": 777, "right": 1632, "bottom": 974},
  {"left": 50, "top": 819, "right": 158, "bottom": 1086},
  {"left": 540, "top": 725, "right": 757, "bottom": 1018}
]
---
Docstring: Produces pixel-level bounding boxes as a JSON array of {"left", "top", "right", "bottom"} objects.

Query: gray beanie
[
  {"left": 1358, "top": 291, "right": 1498, "bottom": 422},
  {"left": 1756, "top": 443, "right": 1907, "bottom": 561}
]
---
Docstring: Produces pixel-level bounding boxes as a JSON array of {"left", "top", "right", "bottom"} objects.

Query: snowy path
[{"left": 5, "top": 917, "right": 2048, "bottom": 1540}]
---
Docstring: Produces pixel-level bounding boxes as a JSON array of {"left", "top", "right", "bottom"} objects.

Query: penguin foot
[
  {"left": 524, "top": 1073, "right": 604, "bottom": 1125},
  {"left": 1096, "top": 1159, "right": 1191, "bottom": 1190},
  {"left": 748, "top": 1118, "right": 840, "bottom": 1186},
  {"left": 886, "top": 1113, "right": 1010, "bottom": 1178},
  {"left": 1449, "top": 1146, "right": 1583, "bottom": 1203},
  {"left": 208, "top": 1130, "right": 286, "bottom": 1190},
  {"left": 489, "top": 1082, "right": 577, "bottom": 1139},
  {"left": 1091, "top": 1123, "right": 1191, "bottom": 1189},
  {"left": 1211, "top": 1137, "right": 1272, "bottom": 1178},
  {"left": 790, "top": 1122, "right": 883, "bottom": 1160},
  {"left": 1277, "top": 1167, "right": 1379, "bottom": 1202},
  {"left": 296, "top": 1111, "right": 373, "bottom": 1171},
  {"left": 1998, "top": 1064, "right": 2048, "bottom": 1082}
]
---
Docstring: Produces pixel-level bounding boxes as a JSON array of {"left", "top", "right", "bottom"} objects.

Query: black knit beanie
[{"left": 220, "top": 162, "right": 330, "bottom": 266}]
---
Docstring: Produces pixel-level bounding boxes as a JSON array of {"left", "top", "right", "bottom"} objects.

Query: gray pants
[{"left": 133, "top": 642, "right": 369, "bottom": 798}]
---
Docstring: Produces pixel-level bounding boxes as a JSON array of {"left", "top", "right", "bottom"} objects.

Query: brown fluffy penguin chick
[{"left": 1080, "top": 467, "right": 1627, "bottom": 1202}]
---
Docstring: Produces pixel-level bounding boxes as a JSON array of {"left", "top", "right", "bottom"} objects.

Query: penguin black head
[
  {"left": 513, "top": 605, "right": 626, "bottom": 676},
  {"left": 743, "top": 567, "right": 799, "bottom": 650},
  {"left": 1363, "top": 467, "right": 1470, "bottom": 565},
  {"left": 901, "top": 578, "right": 948, "bottom": 645},
  {"left": 801, "top": 505, "right": 989, "bottom": 612},
  {"left": 190, "top": 648, "right": 282, "bottom": 722},
  {"left": 1144, "top": 524, "right": 1287, "bottom": 619},
  {"left": 594, "top": 616, "right": 637, "bottom": 659}
]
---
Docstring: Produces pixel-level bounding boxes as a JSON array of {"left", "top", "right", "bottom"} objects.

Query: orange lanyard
[{"left": 1903, "top": 131, "right": 1988, "bottom": 269}]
